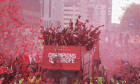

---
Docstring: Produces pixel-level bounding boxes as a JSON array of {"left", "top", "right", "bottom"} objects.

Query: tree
[{"left": 120, "top": 3, "right": 140, "bottom": 35}]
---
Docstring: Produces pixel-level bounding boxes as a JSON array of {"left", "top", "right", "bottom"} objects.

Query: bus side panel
[{"left": 82, "top": 47, "right": 94, "bottom": 82}]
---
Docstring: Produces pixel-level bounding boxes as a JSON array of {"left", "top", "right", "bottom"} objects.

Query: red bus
[{"left": 42, "top": 43, "right": 100, "bottom": 84}]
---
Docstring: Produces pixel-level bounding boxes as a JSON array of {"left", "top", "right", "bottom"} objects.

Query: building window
[
  {"left": 75, "top": 14, "right": 79, "bottom": 16},
  {"left": 49, "top": 0, "right": 51, "bottom": 17},
  {"left": 64, "top": 9, "right": 72, "bottom": 11},
  {"left": 64, "top": 23, "right": 69, "bottom": 25},
  {"left": 64, "top": 14, "right": 73, "bottom": 16},
  {"left": 64, "top": 18, "right": 71, "bottom": 20},
  {"left": 57, "top": 21, "right": 60, "bottom": 26},
  {"left": 98, "top": 14, "right": 101, "bottom": 17},
  {"left": 49, "top": 21, "right": 52, "bottom": 27},
  {"left": 97, "top": 9, "right": 101, "bottom": 11},
  {"left": 64, "top": 0, "right": 80, "bottom": 7}
]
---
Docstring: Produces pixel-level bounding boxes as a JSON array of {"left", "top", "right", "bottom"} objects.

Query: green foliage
[{"left": 120, "top": 3, "right": 140, "bottom": 35}]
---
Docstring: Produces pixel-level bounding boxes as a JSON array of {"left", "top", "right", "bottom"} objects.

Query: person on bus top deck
[
  {"left": 69, "top": 19, "right": 73, "bottom": 30},
  {"left": 42, "top": 16, "right": 102, "bottom": 51}
]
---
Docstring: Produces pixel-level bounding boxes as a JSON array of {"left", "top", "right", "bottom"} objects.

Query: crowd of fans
[
  {"left": 0, "top": 16, "right": 104, "bottom": 84},
  {"left": 0, "top": 54, "right": 43, "bottom": 84},
  {"left": 109, "top": 61, "right": 140, "bottom": 84},
  {"left": 40, "top": 16, "right": 104, "bottom": 50},
  {"left": 89, "top": 61, "right": 140, "bottom": 84}
]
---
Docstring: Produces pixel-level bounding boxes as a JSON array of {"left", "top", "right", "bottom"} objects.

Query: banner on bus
[{"left": 42, "top": 45, "right": 81, "bottom": 71}]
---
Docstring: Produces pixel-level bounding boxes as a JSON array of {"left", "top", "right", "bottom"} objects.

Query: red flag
[{"left": 24, "top": 55, "right": 30, "bottom": 64}]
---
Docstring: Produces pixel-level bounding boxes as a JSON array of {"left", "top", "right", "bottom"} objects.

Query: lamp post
[{"left": 40, "top": 0, "right": 43, "bottom": 25}]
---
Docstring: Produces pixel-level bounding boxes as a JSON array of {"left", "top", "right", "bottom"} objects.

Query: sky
[{"left": 112, "top": 0, "right": 140, "bottom": 24}]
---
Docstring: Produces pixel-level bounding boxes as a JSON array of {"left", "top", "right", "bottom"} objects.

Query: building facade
[
  {"left": 87, "top": 0, "right": 112, "bottom": 28},
  {"left": 62, "top": 0, "right": 80, "bottom": 27},
  {"left": 20, "top": 0, "right": 41, "bottom": 25},
  {"left": 41, "top": 0, "right": 88, "bottom": 28},
  {"left": 41, "top": 0, "right": 63, "bottom": 28},
  {"left": 40, "top": 0, "right": 112, "bottom": 28}
]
